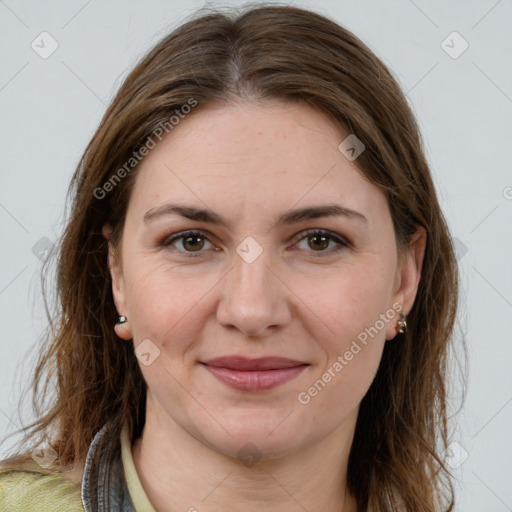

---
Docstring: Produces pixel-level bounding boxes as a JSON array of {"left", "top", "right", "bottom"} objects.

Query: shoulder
[{"left": 0, "top": 460, "right": 84, "bottom": 512}]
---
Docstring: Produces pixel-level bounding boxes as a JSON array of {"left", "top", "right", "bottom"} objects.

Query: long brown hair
[{"left": 0, "top": 4, "right": 462, "bottom": 511}]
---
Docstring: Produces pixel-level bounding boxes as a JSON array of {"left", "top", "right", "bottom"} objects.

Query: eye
[
  {"left": 162, "top": 230, "right": 214, "bottom": 257},
  {"left": 292, "top": 229, "right": 350, "bottom": 257},
  {"left": 161, "top": 229, "right": 350, "bottom": 258}
]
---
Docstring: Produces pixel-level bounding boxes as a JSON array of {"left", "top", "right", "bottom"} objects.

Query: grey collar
[{"left": 81, "top": 416, "right": 136, "bottom": 512}]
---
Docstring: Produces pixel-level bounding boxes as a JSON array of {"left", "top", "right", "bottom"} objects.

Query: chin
[{"left": 196, "top": 420, "right": 307, "bottom": 463}]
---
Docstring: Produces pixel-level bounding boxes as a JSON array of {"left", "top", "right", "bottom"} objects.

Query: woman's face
[{"left": 105, "top": 99, "right": 424, "bottom": 460}]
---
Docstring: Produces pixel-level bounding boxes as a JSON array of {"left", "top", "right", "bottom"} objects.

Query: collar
[{"left": 81, "top": 416, "right": 136, "bottom": 512}]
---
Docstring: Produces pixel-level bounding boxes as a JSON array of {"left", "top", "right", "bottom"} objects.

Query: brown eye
[
  {"left": 294, "top": 229, "right": 349, "bottom": 257},
  {"left": 307, "top": 233, "right": 330, "bottom": 251},
  {"left": 162, "top": 228, "right": 349, "bottom": 259},
  {"left": 181, "top": 234, "right": 205, "bottom": 252},
  {"left": 163, "top": 230, "right": 214, "bottom": 257}
]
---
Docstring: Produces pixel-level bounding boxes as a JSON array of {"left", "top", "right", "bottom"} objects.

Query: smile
[
  {"left": 201, "top": 364, "right": 309, "bottom": 391},
  {"left": 199, "top": 356, "right": 310, "bottom": 392}
]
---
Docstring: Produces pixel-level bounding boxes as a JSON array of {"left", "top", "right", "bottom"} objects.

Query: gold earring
[{"left": 397, "top": 311, "right": 407, "bottom": 334}]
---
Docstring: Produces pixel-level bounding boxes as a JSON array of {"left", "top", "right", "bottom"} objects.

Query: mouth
[{"left": 200, "top": 356, "right": 310, "bottom": 391}]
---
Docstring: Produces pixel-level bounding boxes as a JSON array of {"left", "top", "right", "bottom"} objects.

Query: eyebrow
[{"left": 143, "top": 202, "right": 368, "bottom": 227}]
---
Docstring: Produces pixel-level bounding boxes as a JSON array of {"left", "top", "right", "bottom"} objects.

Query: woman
[{"left": 0, "top": 3, "right": 460, "bottom": 511}]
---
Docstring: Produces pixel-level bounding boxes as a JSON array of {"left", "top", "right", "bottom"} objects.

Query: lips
[
  {"left": 200, "top": 356, "right": 309, "bottom": 391},
  {"left": 201, "top": 356, "right": 308, "bottom": 371}
]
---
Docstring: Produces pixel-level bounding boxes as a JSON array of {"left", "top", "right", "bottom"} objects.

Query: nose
[{"left": 216, "top": 249, "right": 291, "bottom": 337}]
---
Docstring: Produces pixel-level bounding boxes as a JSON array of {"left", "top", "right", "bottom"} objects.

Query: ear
[
  {"left": 385, "top": 225, "right": 427, "bottom": 340},
  {"left": 102, "top": 222, "right": 131, "bottom": 340}
]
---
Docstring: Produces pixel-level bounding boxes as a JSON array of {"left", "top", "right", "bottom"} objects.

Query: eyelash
[{"left": 161, "top": 229, "right": 350, "bottom": 259}]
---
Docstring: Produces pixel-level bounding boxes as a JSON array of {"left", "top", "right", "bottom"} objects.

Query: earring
[
  {"left": 116, "top": 315, "right": 128, "bottom": 326},
  {"left": 397, "top": 311, "right": 407, "bottom": 334}
]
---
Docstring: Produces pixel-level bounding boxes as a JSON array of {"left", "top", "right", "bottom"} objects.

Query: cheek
[
  {"left": 123, "top": 261, "right": 193, "bottom": 343},
  {"left": 302, "top": 262, "right": 393, "bottom": 392},
  {"left": 304, "top": 259, "right": 395, "bottom": 341},
  {"left": 300, "top": 289, "right": 388, "bottom": 420}
]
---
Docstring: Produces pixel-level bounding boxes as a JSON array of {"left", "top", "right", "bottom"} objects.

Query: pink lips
[{"left": 201, "top": 356, "right": 309, "bottom": 391}]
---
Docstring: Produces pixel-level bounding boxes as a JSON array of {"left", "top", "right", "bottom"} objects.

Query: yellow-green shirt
[{"left": 0, "top": 422, "right": 156, "bottom": 512}]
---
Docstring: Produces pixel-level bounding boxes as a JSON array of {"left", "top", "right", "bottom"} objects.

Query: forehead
[{"left": 128, "top": 100, "right": 388, "bottom": 228}]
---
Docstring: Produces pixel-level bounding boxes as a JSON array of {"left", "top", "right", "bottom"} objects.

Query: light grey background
[{"left": 1, "top": 1, "right": 511, "bottom": 510}]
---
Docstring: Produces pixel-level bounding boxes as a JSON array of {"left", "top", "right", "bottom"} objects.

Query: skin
[{"left": 102, "top": 98, "right": 426, "bottom": 512}]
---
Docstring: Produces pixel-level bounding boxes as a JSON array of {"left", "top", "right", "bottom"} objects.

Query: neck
[{"left": 131, "top": 394, "right": 359, "bottom": 512}]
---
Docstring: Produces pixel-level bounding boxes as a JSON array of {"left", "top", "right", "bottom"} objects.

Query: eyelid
[
  {"left": 161, "top": 228, "right": 351, "bottom": 257},
  {"left": 290, "top": 228, "right": 350, "bottom": 247}
]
